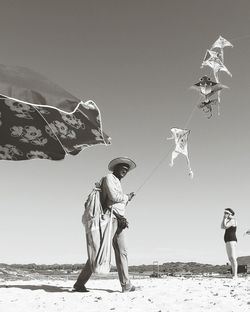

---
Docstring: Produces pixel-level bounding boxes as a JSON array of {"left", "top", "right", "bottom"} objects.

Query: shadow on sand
[
  {"left": 88, "top": 288, "right": 120, "bottom": 293},
  {"left": 0, "top": 285, "right": 121, "bottom": 293},
  {"left": 0, "top": 285, "right": 72, "bottom": 293}
]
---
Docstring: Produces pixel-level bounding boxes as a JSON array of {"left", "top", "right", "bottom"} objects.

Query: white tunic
[{"left": 101, "top": 173, "right": 128, "bottom": 216}]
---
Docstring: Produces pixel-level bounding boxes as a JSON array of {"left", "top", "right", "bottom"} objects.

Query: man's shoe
[
  {"left": 122, "top": 285, "right": 139, "bottom": 293},
  {"left": 72, "top": 285, "right": 89, "bottom": 292}
]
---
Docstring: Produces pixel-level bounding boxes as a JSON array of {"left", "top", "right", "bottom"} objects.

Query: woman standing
[{"left": 221, "top": 208, "right": 238, "bottom": 278}]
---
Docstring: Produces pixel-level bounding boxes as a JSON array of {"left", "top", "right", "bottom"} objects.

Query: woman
[{"left": 221, "top": 208, "right": 238, "bottom": 278}]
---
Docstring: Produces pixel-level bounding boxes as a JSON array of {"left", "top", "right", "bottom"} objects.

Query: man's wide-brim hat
[{"left": 108, "top": 157, "right": 136, "bottom": 172}]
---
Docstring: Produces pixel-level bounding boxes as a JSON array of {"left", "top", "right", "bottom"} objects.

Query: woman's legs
[{"left": 226, "top": 241, "right": 237, "bottom": 277}]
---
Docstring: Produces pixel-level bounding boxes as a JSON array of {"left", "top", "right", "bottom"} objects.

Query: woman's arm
[
  {"left": 221, "top": 218, "right": 226, "bottom": 229},
  {"left": 221, "top": 217, "right": 236, "bottom": 229}
]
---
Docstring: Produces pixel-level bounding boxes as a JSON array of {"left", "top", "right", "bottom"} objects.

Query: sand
[{"left": 0, "top": 276, "right": 249, "bottom": 312}]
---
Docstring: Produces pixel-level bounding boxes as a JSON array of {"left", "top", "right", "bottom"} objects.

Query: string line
[
  {"left": 135, "top": 33, "right": 250, "bottom": 192},
  {"left": 135, "top": 95, "right": 201, "bottom": 193}
]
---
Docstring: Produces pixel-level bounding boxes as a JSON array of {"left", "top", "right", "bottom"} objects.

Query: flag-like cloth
[
  {"left": 82, "top": 181, "right": 113, "bottom": 274},
  {"left": 0, "top": 65, "right": 111, "bottom": 160}
]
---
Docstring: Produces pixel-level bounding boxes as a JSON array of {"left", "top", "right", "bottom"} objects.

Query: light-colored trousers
[{"left": 74, "top": 218, "right": 131, "bottom": 289}]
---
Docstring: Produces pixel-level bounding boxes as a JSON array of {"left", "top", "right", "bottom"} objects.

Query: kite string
[
  {"left": 135, "top": 96, "right": 201, "bottom": 194},
  {"left": 136, "top": 33, "right": 250, "bottom": 194},
  {"left": 184, "top": 97, "right": 200, "bottom": 128},
  {"left": 135, "top": 143, "right": 174, "bottom": 193},
  {"left": 136, "top": 51, "right": 227, "bottom": 193}
]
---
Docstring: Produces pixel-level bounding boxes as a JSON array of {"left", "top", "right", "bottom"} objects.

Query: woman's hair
[{"left": 225, "top": 208, "right": 235, "bottom": 216}]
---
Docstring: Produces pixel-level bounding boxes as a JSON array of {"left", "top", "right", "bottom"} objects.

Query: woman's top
[{"left": 224, "top": 226, "right": 237, "bottom": 243}]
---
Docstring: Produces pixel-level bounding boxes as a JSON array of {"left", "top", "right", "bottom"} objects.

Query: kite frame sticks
[{"left": 136, "top": 35, "right": 238, "bottom": 192}]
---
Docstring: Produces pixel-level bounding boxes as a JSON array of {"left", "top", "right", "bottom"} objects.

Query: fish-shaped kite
[{"left": 190, "top": 76, "right": 228, "bottom": 118}]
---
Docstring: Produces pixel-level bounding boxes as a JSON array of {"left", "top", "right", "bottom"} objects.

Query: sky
[{"left": 1, "top": 0, "right": 250, "bottom": 266}]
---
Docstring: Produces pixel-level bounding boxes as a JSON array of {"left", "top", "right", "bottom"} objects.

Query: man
[{"left": 73, "top": 157, "right": 137, "bottom": 293}]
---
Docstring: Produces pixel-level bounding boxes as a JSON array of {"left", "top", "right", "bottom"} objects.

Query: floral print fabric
[{"left": 0, "top": 97, "right": 110, "bottom": 160}]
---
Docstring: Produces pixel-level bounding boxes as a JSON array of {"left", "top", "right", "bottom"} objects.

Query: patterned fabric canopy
[{"left": 0, "top": 65, "right": 111, "bottom": 160}]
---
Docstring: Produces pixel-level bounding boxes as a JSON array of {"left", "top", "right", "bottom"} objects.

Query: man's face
[{"left": 113, "top": 164, "right": 130, "bottom": 179}]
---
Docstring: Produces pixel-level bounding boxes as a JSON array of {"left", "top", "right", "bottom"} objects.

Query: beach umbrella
[{"left": 0, "top": 65, "right": 111, "bottom": 160}]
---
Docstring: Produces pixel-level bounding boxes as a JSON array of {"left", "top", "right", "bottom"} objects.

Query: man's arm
[{"left": 102, "top": 175, "right": 129, "bottom": 203}]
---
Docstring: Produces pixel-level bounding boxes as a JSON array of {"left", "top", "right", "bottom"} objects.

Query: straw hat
[{"left": 108, "top": 157, "right": 136, "bottom": 172}]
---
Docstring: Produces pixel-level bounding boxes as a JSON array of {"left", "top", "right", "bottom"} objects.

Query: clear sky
[{"left": 0, "top": 0, "right": 250, "bottom": 266}]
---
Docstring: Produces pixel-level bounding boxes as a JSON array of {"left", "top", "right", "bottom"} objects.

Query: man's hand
[{"left": 127, "top": 192, "right": 135, "bottom": 201}]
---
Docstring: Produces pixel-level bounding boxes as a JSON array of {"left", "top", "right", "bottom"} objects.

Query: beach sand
[{"left": 0, "top": 276, "right": 249, "bottom": 312}]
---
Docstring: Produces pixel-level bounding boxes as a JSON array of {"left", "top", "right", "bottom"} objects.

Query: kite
[
  {"left": 197, "top": 99, "right": 218, "bottom": 119},
  {"left": 200, "top": 36, "right": 233, "bottom": 113},
  {"left": 167, "top": 127, "right": 193, "bottom": 178},
  {"left": 211, "top": 35, "right": 233, "bottom": 63},
  {"left": 201, "top": 49, "right": 232, "bottom": 83},
  {"left": 190, "top": 76, "right": 228, "bottom": 118}
]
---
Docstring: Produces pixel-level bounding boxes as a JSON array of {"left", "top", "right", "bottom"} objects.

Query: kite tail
[
  {"left": 217, "top": 92, "right": 221, "bottom": 116},
  {"left": 220, "top": 48, "right": 224, "bottom": 63},
  {"left": 214, "top": 70, "right": 219, "bottom": 83},
  {"left": 217, "top": 103, "right": 221, "bottom": 116},
  {"left": 189, "top": 169, "right": 194, "bottom": 179},
  {"left": 213, "top": 66, "right": 227, "bottom": 117},
  {"left": 186, "top": 155, "right": 193, "bottom": 179},
  {"left": 214, "top": 71, "right": 221, "bottom": 116}
]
